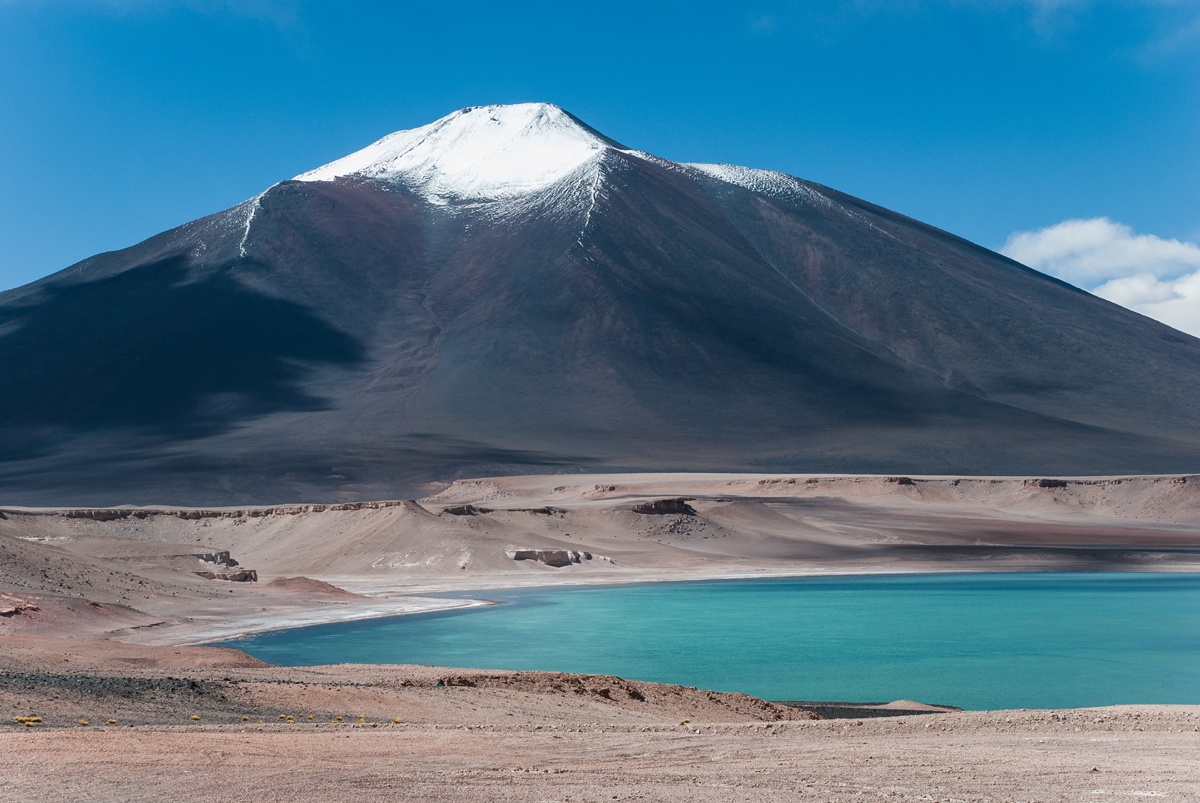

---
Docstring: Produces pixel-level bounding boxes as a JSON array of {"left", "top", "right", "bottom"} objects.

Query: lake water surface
[{"left": 217, "top": 572, "right": 1200, "bottom": 710}]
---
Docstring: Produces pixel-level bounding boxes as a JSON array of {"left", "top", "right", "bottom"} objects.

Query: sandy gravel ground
[
  {"left": 4, "top": 707, "right": 1198, "bottom": 802},
  {"left": 1, "top": 637, "right": 1197, "bottom": 802}
]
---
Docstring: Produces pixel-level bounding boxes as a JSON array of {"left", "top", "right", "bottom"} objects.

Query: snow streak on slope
[
  {"left": 688, "top": 163, "right": 899, "bottom": 241},
  {"left": 685, "top": 163, "right": 836, "bottom": 209},
  {"left": 238, "top": 193, "right": 264, "bottom": 258},
  {"left": 295, "top": 103, "right": 612, "bottom": 203}
]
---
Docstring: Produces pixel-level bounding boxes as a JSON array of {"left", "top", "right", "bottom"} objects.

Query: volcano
[{"left": 2, "top": 103, "right": 1198, "bottom": 504}]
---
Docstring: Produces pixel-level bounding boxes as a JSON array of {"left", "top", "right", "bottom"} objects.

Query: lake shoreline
[
  {"left": 178, "top": 565, "right": 960, "bottom": 647},
  {"left": 212, "top": 571, "right": 1200, "bottom": 711},
  {"left": 156, "top": 562, "right": 1200, "bottom": 648},
  {"left": 6, "top": 470, "right": 1199, "bottom": 652}
]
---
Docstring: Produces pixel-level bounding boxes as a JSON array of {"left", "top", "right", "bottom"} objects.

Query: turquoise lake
[{"left": 217, "top": 572, "right": 1200, "bottom": 710}]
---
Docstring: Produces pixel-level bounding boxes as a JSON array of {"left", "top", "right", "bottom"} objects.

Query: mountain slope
[{"left": 1, "top": 103, "right": 1197, "bottom": 504}]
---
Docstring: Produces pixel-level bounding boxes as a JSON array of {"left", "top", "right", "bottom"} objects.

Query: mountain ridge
[{"left": 1, "top": 103, "right": 1197, "bottom": 505}]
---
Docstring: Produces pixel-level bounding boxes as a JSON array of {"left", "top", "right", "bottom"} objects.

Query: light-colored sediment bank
[{"left": 2, "top": 472, "right": 1199, "bottom": 644}]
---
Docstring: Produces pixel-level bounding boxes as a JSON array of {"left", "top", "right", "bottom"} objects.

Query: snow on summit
[
  {"left": 295, "top": 103, "right": 614, "bottom": 201},
  {"left": 294, "top": 103, "right": 840, "bottom": 213}
]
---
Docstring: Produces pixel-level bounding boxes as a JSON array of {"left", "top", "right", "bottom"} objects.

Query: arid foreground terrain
[
  {"left": 1, "top": 636, "right": 1196, "bottom": 802},
  {"left": 2, "top": 473, "right": 1199, "bottom": 800}
]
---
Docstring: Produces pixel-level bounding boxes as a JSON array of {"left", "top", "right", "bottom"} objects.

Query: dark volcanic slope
[{"left": 2, "top": 103, "right": 1198, "bottom": 504}]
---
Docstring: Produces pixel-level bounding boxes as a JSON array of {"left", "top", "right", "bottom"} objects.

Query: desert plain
[{"left": 2, "top": 472, "right": 1199, "bottom": 801}]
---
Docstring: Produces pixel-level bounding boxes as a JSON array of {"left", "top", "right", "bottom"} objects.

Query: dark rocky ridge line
[
  {"left": 0, "top": 499, "right": 421, "bottom": 520},
  {"left": 0, "top": 661, "right": 818, "bottom": 729},
  {"left": 2, "top": 474, "right": 1193, "bottom": 520}
]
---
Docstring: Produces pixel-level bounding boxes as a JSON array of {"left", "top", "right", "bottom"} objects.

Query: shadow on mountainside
[{"left": 0, "top": 257, "right": 365, "bottom": 455}]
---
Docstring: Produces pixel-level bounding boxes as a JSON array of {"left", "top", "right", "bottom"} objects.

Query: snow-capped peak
[{"left": 295, "top": 103, "right": 619, "bottom": 201}]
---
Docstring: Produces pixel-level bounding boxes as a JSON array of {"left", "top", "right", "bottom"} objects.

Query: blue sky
[{"left": 2, "top": 1, "right": 1198, "bottom": 332}]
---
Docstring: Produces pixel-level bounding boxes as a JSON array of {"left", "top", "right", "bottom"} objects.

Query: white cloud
[
  {"left": 1001, "top": 218, "right": 1200, "bottom": 338},
  {"left": 1001, "top": 218, "right": 1200, "bottom": 284},
  {"left": 1092, "top": 271, "right": 1200, "bottom": 337}
]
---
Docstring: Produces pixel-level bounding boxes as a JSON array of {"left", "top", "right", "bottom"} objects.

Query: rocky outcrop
[
  {"left": 442, "top": 505, "right": 492, "bottom": 516},
  {"left": 0, "top": 594, "right": 39, "bottom": 616},
  {"left": 197, "top": 551, "right": 238, "bottom": 567},
  {"left": 630, "top": 498, "right": 696, "bottom": 515},
  {"left": 15, "top": 499, "right": 422, "bottom": 522},
  {"left": 62, "top": 509, "right": 132, "bottom": 521},
  {"left": 193, "top": 569, "right": 258, "bottom": 582},
  {"left": 1026, "top": 478, "right": 1069, "bottom": 489},
  {"left": 506, "top": 548, "right": 598, "bottom": 568}
]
